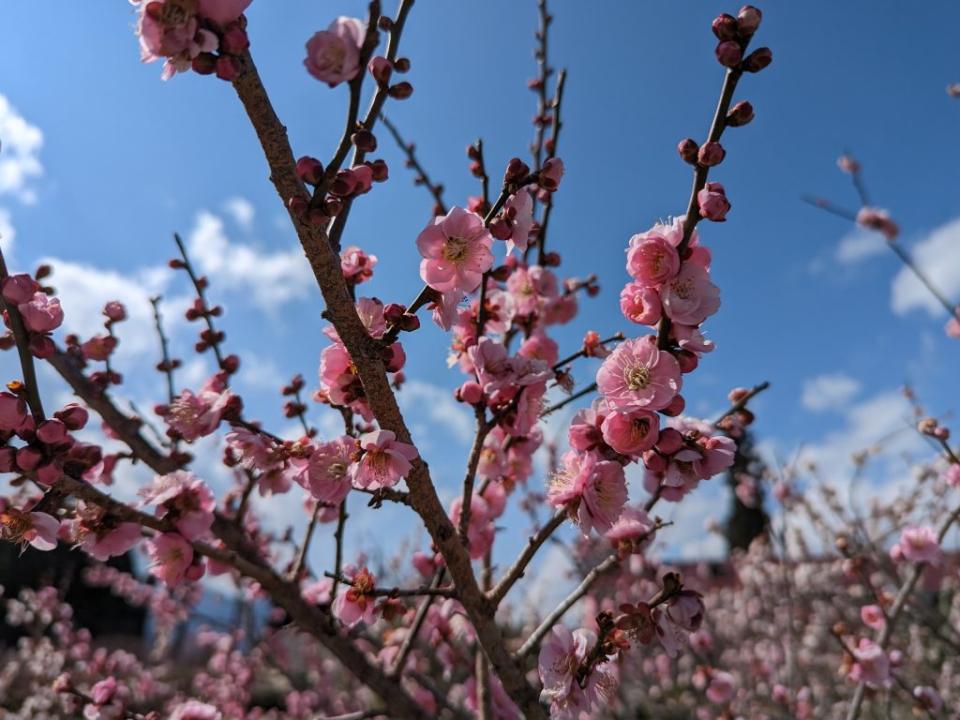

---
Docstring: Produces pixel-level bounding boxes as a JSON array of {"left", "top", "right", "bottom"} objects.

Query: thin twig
[{"left": 380, "top": 113, "right": 447, "bottom": 214}]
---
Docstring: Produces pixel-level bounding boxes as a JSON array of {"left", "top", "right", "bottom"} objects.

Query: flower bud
[
  {"left": 191, "top": 53, "right": 217, "bottom": 75},
  {"left": 675, "top": 349, "right": 699, "bottom": 374},
  {"left": 661, "top": 395, "right": 686, "bottom": 417},
  {"left": 456, "top": 381, "right": 484, "bottom": 405},
  {"left": 399, "top": 313, "right": 420, "bottom": 332},
  {"left": 394, "top": 57, "right": 411, "bottom": 73},
  {"left": 220, "top": 27, "right": 250, "bottom": 55},
  {"left": 369, "top": 159, "right": 389, "bottom": 182},
  {"left": 383, "top": 303, "right": 406, "bottom": 325},
  {"left": 387, "top": 82, "right": 414, "bottom": 99},
  {"left": 330, "top": 170, "right": 359, "bottom": 197},
  {"left": 656, "top": 427, "right": 684, "bottom": 455},
  {"left": 711, "top": 13, "right": 738, "bottom": 41},
  {"left": 539, "top": 157, "right": 564, "bottom": 191},
  {"left": 505, "top": 158, "right": 531, "bottom": 185},
  {"left": 352, "top": 130, "right": 377, "bottom": 153},
  {"left": 367, "top": 56, "right": 393, "bottom": 86},
  {"left": 54, "top": 404, "right": 89, "bottom": 431},
  {"left": 215, "top": 55, "right": 240, "bottom": 82},
  {"left": 737, "top": 5, "right": 762, "bottom": 36},
  {"left": 697, "top": 141, "right": 725, "bottom": 167},
  {"left": 743, "top": 47, "right": 772, "bottom": 73},
  {"left": 643, "top": 450, "right": 667, "bottom": 474},
  {"left": 715, "top": 40, "right": 742, "bottom": 68},
  {"left": 725, "top": 100, "right": 754, "bottom": 127},
  {"left": 677, "top": 138, "right": 699, "bottom": 164},
  {"left": 295, "top": 156, "right": 324, "bottom": 186},
  {"left": 489, "top": 218, "right": 512, "bottom": 241},
  {"left": 697, "top": 181, "right": 731, "bottom": 221}
]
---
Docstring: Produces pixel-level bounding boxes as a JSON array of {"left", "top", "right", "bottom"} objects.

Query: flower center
[
  {"left": 328, "top": 461, "right": 347, "bottom": 479},
  {"left": 625, "top": 364, "right": 651, "bottom": 391},
  {"left": 631, "top": 417, "right": 651, "bottom": 439},
  {"left": 0, "top": 510, "right": 30, "bottom": 541},
  {"left": 159, "top": 0, "right": 196, "bottom": 27},
  {"left": 443, "top": 236, "right": 470, "bottom": 263},
  {"left": 671, "top": 278, "right": 692, "bottom": 300}
]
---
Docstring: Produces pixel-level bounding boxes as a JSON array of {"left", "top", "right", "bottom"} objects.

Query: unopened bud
[
  {"left": 677, "top": 138, "right": 699, "bottom": 164},
  {"left": 697, "top": 141, "right": 725, "bottom": 167},
  {"left": 387, "top": 82, "right": 414, "bottom": 99},
  {"left": 743, "top": 47, "right": 772, "bottom": 73},
  {"left": 736, "top": 5, "right": 762, "bottom": 36},
  {"left": 715, "top": 40, "right": 743, "bottom": 68},
  {"left": 295, "top": 156, "right": 324, "bottom": 186},
  {"left": 711, "top": 13, "right": 739, "bottom": 41},
  {"left": 726, "top": 100, "right": 754, "bottom": 127}
]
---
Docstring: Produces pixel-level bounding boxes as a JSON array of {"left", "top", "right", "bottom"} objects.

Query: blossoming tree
[{"left": 3, "top": 1, "right": 959, "bottom": 719}]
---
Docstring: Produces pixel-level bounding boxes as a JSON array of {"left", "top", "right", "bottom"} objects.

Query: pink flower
[
  {"left": 539, "top": 157, "right": 564, "bottom": 192},
  {"left": 1, "top": 274, "right": 38, "bottom": 305},
  {"left": 626, "top": 232, "right": 680, "bottom": 286},
  {"left": 667, "top": 589, "right": 705, "bottom": 631},
  {"left": 19, "top": 292, "right": 64, "bottom": 333},
  {"left": 620, "top": 281, "right": 662, "bottom": 325},
  {"left": 605, "top": 506, "right": 657, "bottom": 556},
  {"left": 601, "top": 408, "right": 660, "bottom": 456},
  {"left": 706, "top": 670, "right": 735, "bottom": 704},
  {"left": 946, "top": 314, "right": 960, "bottom": 339},
  {"left": 417, "top": 206, "right": 494, "bottom": 294},
  {"left": 351, "top": 429, "right": 418, "bottom": 489},
  {"left": 139, "top": 471, "right": 215, "bottom": 541},
  {"left": 660, "top": 262, "right": 721, "bottom": 325},
  {"left": 165, "top": 374, "right": 234, "bottom": 442},
  {"left": 147, "top": 532, "right": 197, "bottom": 586},
  {"left": 304, "top": 17, "right": 365, "bottom": 87},
  {"left": 0, "top": 508, "right": 59, "bottom": 551},
  {"left": 197, "top": 0, "right": 251, "bottom": 25},
  {"left": 449, "top": 494, "right": 495, "bottom": 560},
  {"left": 944, "top": 463, "right": 960, "bottom": 487},
  {"left": 80, "top": 522, "right": 142, "bottom": 561},
  {"left": 568, "top": 405, "right": 606, "bottom": 452},
  {"left": 849, "top": 638, "right": 890, "bottom": 689},
  {"left": 302, "top": 435, "right": 356, "bottom": 504},
  {"left": 860, "top": 604, "right": 886, "bottom": 631},
  {"left": 596, "top": 336, "right": 682, "bottom": 411},
  {"left": 538, "top": 626, "right": 616, "bottom": 719},
  {"left": 894, "top": 525, "right": 942, "bottom": 564},
  {"left": 0, "top": 392, "right": 28, "bottom": 431},
  {"left": 503, "top": 189, "right": 534, "bottom": 254},
  {"left": 135, "top": 0, "right": 219, "bottom": 80},
  {"left": 856, "top": 206, "right": 899, "bottom": 240},
  {"left": 332, "top": 565, "right": 378, "bottom": 627},
  {"left": 548, "top": 451, "right": 627, "bottom": 535},
  {"left": 340, "top": 245, "right": 378, "bottom": 284},
  {"left": 697, "top": 181, "right": 730, "bottom": 221},
  {"left": 169, "top": 700, "right": 222, "bottom": 720}
]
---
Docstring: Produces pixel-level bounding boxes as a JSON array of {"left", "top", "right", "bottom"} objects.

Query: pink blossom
[
  {"left": 417, "top": 206, "right": 494, "bottom": 294},
  {"left": 697, "top": 181, "right": 730, "bottom": 221},
  {"left": 946, "top": 315, "right": 960, "bottom": 339},
  {"left": 944, "top": 463, "right": 960, "bottom": 487},
  {"left": 0, "top": 392, "right": 28, "bottom": 431},
  {"left": 169, "top": 700, "right": 222, "bottom": 720},
  {"left": 596, "top": 336, "right": 682, "bottom": 411},
  {"left": 620, "top": 281, "right": 663, "bottom": 325},
  {"left": 894, "top": 525, "right": 941, "bottom": 564},
  {"left": 538, "top": 626, "right": 616, "bottom": 719},
  {"left": 1, "top": 274, "right": 38, "bottom": 305},
  {"left": 860, "top": 604, "right": 886, "bottom": 631},
  {"left": 548, "top": 451, "right": 627, "bottom": 534},
  {"left": 351, "top": 429, "right": 418, "bottom": 490},
  {"left": 503, "top": 189, "right": 534, "bottom": 254},
  {"left": 660, "top": 262, "right": 721, "bottom": 325},
  {"left": 539, "top": 158, "right": 564, "bottom": 192},
  {"left": 605, "top": 506, "right": 657, "bottom": 556},
  {"left": 626, "top": 232, "right": 680, "bottom": 286},
  {"left": 340, "top": 245, "right": 378, "bottom": 284},
  {"left": 165, "top": 374, "right": 233, "bottom": 442},
  {"left": 449, "top": 494, "right": 495, "bottom": 559},
  {"left": 302, "top": 435, "right": 356, "bottom": 504},
  {"left": 304, "top": 17, "right": 365, "bottom": 87},
  {"left": 135, "top": 0, "right": 219, "bottom": 80},
  {"left": 667, "top": 590, "right": 705, "bottom": 631},
  {"left": 568, "top": 404, "right": 606, "bottom": 452},
  {"left": 19, "top": 292, "right": 64, "bottom": 333},
  {"left": 849, "top": 638, "right": 890, "bottom": 689},
  {"left": 518, "top": 333, "right": 559, "bottom": 367},
  {"left": 139, "top": 471, "right": 215, "bottom": 541},
  {"left": 80, "top": 522, "right": 142, "bottom": 561},
  {"left": 706, "top": 670, "right": 735, "bottom": 704},
  {"left": 856, "top": 206, "right": 899, "bottom": 240},
  {"left": 147, "top": 532, "right": 196, "bottom": 586},
  {"left": 332, "top": 565, "right": 378, "bottom": 627},
  {"left": 601, "top": 408, "right": 660, "bottom": 456},
  {"left": 0, "top": 508, "right": 59, "bottom": 551},
  {"left": 319, "top": 341, "right": 362, "bottom": 407},
  {"left": 301, "top": 577, "right": 333, "bottom": 605},
  {"left": 197, "top": 0, "right": 251, "bottom": 25}
]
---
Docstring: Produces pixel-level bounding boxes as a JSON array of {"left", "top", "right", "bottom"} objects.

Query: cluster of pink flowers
[
  {"left": 2, "top": 273, "right": 64, "bottom": 358},
  {"left": 133, "top": 0, "right": 253, "bottom": 80}
]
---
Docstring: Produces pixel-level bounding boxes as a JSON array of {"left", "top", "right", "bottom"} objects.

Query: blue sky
[{"left": 1, "top": 1, "right": 958, "bottom": 591}]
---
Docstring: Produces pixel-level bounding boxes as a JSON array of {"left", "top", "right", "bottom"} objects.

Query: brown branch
[
  {"left": 712, "top": 380, "right": 770, "bottom": 426},
  {"left": 488, "top": 509, "right": 567, "bottom": 606},
  {"left": 456, "top": 408, "right": 493, "bottom": 546},
  {"left": 330, "top": 499, "right": 348, "bottom": 597},
  {"left": 551, "top": 331, "right": 623, "bottom": 373},
  {"left": 387, "top": 567, "right": 446, "bottom": 678},
  {"left": 324, "top": 572, "right": 457, "bottom": 599},
  {"left": 229, "top": 43, "right": 545, "bottom": 719},
  {"left": 0, "top": 251, "right": 46, "bottom": 421},
  {"left": 540, "top": 382, "right": 597, "bottom": 418},
  {"left": 535, "top": 68, "right": 566, "bottom": 266},
  {"left": 656, "top": 61, "right": 748, "bottom": 350},
  {"left": 173, "top": 232, "right": 226, "bottom": 371},
  {"left": 289, "top": 502, "right": 322, "bottom": 582},
  {"left": 149, "top": 295, "right": 177, "bottom": 405}
]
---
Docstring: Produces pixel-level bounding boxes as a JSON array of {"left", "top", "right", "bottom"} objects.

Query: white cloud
[
  {"left": 187, "top": 211, "right": 314, "bottom": 306},
  {"left": 0, "top": 94, "right": 43, "bottom": 204},
  {"left": 835, "top": 227, "right": 886, "bottom": 265},
  {"left": 0, "top": 207, "right": 14, "bottom": 254},
  {"left": 890, "top": 216, "right": 960, "bottom": 317},
  {"left": 399, "top": 379, "right": 475, "bottom": 446},
  {"left": 40, "top": 256, "right": 180, "bottom": 359},
  {"left": 801, "top": 373, "right": 861, "bottom": 412},
  {"left": 223, "top": 197, "right": 255, "bottom": 231}
]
